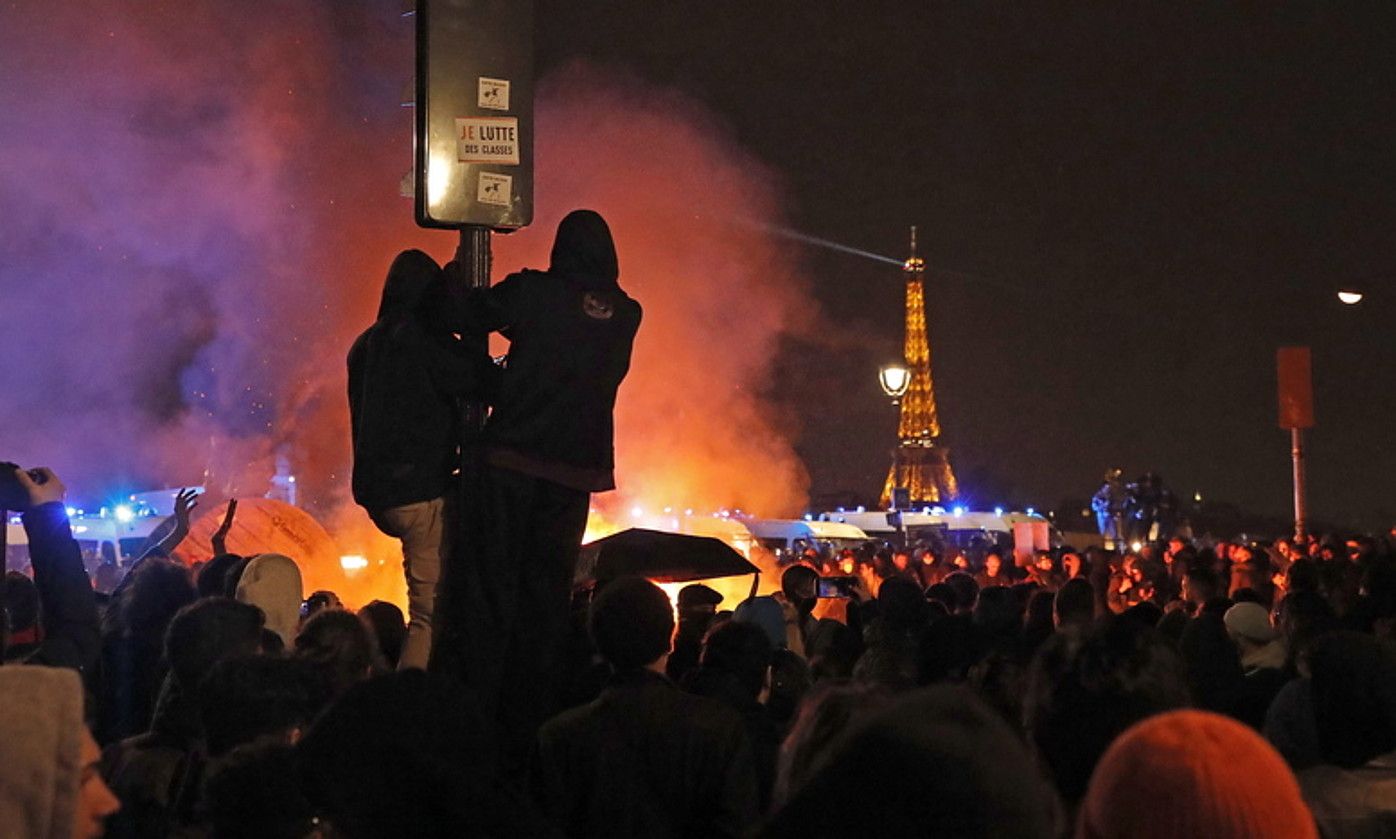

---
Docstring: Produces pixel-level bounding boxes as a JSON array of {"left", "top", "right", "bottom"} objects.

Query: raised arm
[
  {"left": 135, "top": 487, "right": 199, "bottom": 560},
  {"left": 15, "top": 468, "right": 100, "bottom": 672},
  {"left": 211, "top": 498, "right": 238, "bottom": 557}
]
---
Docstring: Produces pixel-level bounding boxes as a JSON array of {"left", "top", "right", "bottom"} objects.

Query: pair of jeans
[{"left": 371, "top": 497, "right": 448, "bottom": 670}]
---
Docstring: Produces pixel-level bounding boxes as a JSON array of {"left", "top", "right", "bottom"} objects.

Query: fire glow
[{"left": 1, "top": 7, "right": 817, "bottom": 609}]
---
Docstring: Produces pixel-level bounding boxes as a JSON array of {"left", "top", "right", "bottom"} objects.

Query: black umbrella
[{"left": 576, "top": 528, "right": 759, "bottom": 584}]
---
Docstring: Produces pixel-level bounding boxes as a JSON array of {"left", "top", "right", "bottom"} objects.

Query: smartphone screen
[{"left": 817, "top": 576, "right": 857, "bottom": 598}]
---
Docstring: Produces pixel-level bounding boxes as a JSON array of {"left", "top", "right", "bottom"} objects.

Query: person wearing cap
[
  {"left": 1224, "top": 601, "right": 1286, "bottom": 675},
  {"left": 1078, "top": 709, "right": 1317, "bottom": 838},
  {"left": 666, "top": 584, "right": 724, "bottom": 683},
  {"left": 1224, "top": 601, "right": 1290, "bottom": 731}
]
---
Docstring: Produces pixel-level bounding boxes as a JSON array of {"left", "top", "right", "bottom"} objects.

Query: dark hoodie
[
  {"left": 462, "top": 210, "right": 641, "bottom": 492},
  {"left": 348, "top": 249, "right": 500, "bottom": 511}
]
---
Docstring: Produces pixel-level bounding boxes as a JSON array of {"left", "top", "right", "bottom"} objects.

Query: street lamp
[
  {"left": 879, "top": 364, "right": 911, "bottom": 401},
  {"left": 1337, "top": 289, "right": 1364, "bottom": 305}
]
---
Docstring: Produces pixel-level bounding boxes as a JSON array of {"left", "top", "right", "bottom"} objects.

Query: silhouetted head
[
  {"left": 550, "top": 209, "right": 618, "bottom": 282},
  {"left": 377, "top": 249, "right": 442, "bottom": 320},
  {"left": 589, "top": 576, "right": 673, "bottom": 670}
]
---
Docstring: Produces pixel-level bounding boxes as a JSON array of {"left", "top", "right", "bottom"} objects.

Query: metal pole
[
  {"left": 454, "top": 223, "right": 491, "bottom": 496},
  {"left": 431, "top": 226, "right": 490, "bottom": 675},
  {"left": 1291, "top": 426, "right": 1307, "bottom": 543}
]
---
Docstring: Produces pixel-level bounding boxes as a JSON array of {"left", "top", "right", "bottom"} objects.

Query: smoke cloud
[{"left": 0, "top": 4, "right": 814, "bottom": 597}]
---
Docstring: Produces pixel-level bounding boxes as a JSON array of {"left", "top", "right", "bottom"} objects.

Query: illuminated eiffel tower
[{"left": 880, "top": 227, "right": 959, "bottom": 507}]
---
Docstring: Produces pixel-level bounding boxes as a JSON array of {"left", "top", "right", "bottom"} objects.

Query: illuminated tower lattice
[{"left": 881, "top": 227, "right": 959, "bottom": 507}]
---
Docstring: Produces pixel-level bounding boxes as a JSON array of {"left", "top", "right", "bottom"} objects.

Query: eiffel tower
[{"left": 880, "top": 226, "right": 959, "bottom": 507}]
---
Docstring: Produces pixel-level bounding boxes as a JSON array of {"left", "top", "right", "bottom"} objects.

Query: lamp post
[{"left": 879, "top": 364, "right": 911, "bottom": 403}]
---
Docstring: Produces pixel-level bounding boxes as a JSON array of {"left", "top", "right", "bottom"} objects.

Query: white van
[
  {"left": 817, "top": 508, "right": 1059, "bottom": 558},
  {"left": 743, "top": 518, "right": 872, "bottom": 562},
  {"left": 5, "top": 508, "right": 166, "bottom": 577}
]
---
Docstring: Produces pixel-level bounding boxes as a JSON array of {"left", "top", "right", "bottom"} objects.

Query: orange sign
[{"left": 1277, "top": 347, "right": 1315, "bottom": 429}]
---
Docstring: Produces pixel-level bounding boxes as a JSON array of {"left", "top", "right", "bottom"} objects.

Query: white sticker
[
  {"left": 456, "top": 116, "right": 520, "bottom": 165},
  {"left": 477, "top": 172, "right": 512, "bottom": 207},
  {"left": 478, "top": 77, "right": 510, "bottom": 111}
]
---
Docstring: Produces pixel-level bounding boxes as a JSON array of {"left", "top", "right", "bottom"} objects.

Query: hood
[
  {"left": 377, "top": 249, "right": 443, "bottom": 320},
  {"left": 548, "top": 209, "right": 619, "bottom": 284},
  {"left": 235, "top": 553, "right": 304, "bottom": 648},
  {"left": 0, "top": 666, "right": 84, "bottom": 839}
]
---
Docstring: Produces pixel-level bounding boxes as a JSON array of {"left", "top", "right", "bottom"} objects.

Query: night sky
[
  {"left": 537, "top": 3, "right": 1396, "bottom": 529},
  {"left": 2, "top": 4, "right": 1393, "bottom": 533}
]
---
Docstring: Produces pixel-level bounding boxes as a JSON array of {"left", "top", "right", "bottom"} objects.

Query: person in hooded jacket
[
  {"left": 436, "top": 209, "right": 641, "bottom": 777},
  {"left": 0, "top": 666, "right": 122, "bottom": 839},
  {"left": 348, "top": 249, "right": 501, "bottom": 671}
]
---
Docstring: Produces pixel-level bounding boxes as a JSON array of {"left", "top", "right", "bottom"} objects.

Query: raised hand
[
  {"left": 212, "top": 498, "right": 238, "bottom": 556},
  {"left": 173, "top": 488, "right": 199, "bottom": 534},
  {"left": 14, "top": 467, "right": 66, "bottom": 510}
]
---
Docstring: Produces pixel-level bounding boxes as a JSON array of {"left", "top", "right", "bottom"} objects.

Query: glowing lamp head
[
  {"left": 879, "top": 364, "right": 911, "bottom": 398},
  {"left": 903, "top": 256, "right": 925, "bottom": 272},
  {"left": 1338, "top": 289, "right": 1364, "bottom": 305},
  {"left": 340, "top": 554, "right": 369, "bottom": 573}
]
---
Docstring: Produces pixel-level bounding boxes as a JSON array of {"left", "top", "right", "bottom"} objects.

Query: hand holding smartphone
[{"left": 817, "top": 575, "right": 859, "bottom": 599}]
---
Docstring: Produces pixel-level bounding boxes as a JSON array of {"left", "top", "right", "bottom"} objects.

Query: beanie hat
[
  {"left": 1078, "top": 710, "right": 1316, "bottom": 839},
  {"left": 235, "top": 553, "right": 304, "bottom": 648},
  {"left": 0, "top": 666, "right": 84, "bottom": 839},
  {"left": 1223, "top": 602, "right": 1277, "bottom": 644}
]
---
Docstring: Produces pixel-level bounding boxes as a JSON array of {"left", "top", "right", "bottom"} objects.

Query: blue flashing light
[
  {"left": 115, "top": 504, "right": 135, "bottom": 523},
  {"left": 855, "top": 505, "right": 865, "bottom": 513},
  {"left": 994, "top": 507, "right": 1004, "bottom": 516},
  {"left": 952, "top": 506, "right": 965, "bottom": 517},
  {"left": 1026, "top": 507, "right": 1036, "bottom": 516},
  {"left": 803, "top": 513, "right": 813, "bottom": 521},
  {"left": 65, "top": 506, "right": 77, "bottom": 517}
]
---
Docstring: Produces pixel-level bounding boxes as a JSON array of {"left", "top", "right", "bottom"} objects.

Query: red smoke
[{"left": 1, "top": 5, "right": 814, "bottom": 604}]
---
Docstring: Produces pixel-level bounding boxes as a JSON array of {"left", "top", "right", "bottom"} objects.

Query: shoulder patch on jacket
[{"left": 582, "top": 292, "right": 614, "bottom": 320}]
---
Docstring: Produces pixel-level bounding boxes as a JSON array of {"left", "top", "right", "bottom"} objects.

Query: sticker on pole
[
  {"left": 478, "top": 77, "right": 510, "bottom": 111},
  {"left": 456, "top": 117, "right": 520, "bottom": 165},
  {"left": 477, "top": 172, "right": 512, "bottom": 207}
]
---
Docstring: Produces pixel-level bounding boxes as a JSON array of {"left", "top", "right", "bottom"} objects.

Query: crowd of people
[
  {"left": 6, "top": 454, "right": 1396, "bottom": 836},
  {"left": 5, "top": 209, "right": 1395, "bottom": 837}
]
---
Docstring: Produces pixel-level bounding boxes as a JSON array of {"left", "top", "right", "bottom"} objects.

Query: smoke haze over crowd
[{"left": 0, "top": 3, "right": 814, "bottom": 534}]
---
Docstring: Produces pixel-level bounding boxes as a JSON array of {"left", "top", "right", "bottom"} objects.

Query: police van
[
  {"left": 743, "top": 518, "right": 873, "bottom": 562},
  {"left": 817, "top": 507, "right": 1058, "bottom": 559},
  {"left": 4, "top": 490, "right": 185, "bottom": 577}
]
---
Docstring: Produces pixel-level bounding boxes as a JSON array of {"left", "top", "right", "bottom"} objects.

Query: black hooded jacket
[
  {"left": 461, "top": 210, "right": 641, "bottom": 492},
  {"left": 348, "top": 250, "right": 500, "bottom": 511}
]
